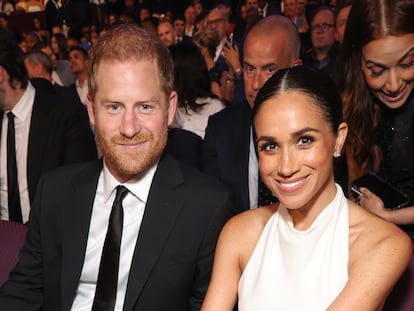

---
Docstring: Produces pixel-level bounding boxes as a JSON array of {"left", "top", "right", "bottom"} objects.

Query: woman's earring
[{"left": 334, "top": 150, "right": 341, "bottom": 157}]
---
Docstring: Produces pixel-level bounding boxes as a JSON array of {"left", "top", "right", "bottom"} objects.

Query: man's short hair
[
  {"left": 88, "top": 23, "right": 174, "bottom": 100},
  {"left": 24, "top": 50, "right": 53, "bottom": 75},
  {"left": 0, "top": 28, "right": 28, "bottom": 89},
  {"left": 68, "top": 45, "right": 88, "bottom": 59}
]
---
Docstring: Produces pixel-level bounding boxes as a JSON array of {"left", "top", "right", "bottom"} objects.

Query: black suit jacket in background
[
  {"left": 0, "top": 155, "right": 233, "bottom": 310},
  {"left": 203, "top": 101, "right": 252, "bottom": 214}
]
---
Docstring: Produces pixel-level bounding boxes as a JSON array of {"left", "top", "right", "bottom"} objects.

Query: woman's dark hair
[
  {"left": 169, "top": 42, "right": 216, "bottom": 112},
  {"left": 335, "top": 0, "right": 414, "bottom": 172},
  {"left": 0, "top": 28, "right": 28, "bottom": 89},
  {"left": 253, "top": 66, "right": 343, "bottom": 134},
  {"left": 53, "top": 33, "right": 68, "bottom": 59}
]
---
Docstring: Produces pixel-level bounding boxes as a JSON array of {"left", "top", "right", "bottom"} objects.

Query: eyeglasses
[
  {"left": 311, "top": 23, "right": 334, "bottom": 32},
  {"left": 206, "top": 18, "right": 225, "bottom": 27}
]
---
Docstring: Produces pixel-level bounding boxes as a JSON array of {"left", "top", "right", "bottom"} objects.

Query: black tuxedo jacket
[
  {"left": 25, "top": 85, "right": 97, "bottom": 204},
  {"left": 202, "top": 101, "right": 252, "bottom": 214},
  {"left": 0, "top": 155, "right": 233, "bottom": 310}
]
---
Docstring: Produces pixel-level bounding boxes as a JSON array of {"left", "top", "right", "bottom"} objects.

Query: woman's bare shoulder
[
  {"left": 219, "top": 203, "right": 279, "bottom": 268},
  {"left": 348, "top": 199, "right": 411, "bottom": 265},
  {"left": 223, "top": 203, "right": 278, "bottom": 237}
]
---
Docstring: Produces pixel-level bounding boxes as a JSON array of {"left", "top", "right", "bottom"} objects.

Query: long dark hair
[
  {"left": 169, "top": 42, "right": 216, "bottom": 112},
  {"left": 335, "top": 0, "right": 414, "bottom": 173}
]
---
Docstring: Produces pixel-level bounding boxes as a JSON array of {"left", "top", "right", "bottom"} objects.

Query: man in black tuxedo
[
  {"left": 203, "top": 15, "right": 301, "bottom": 214},
  {"left": 0, "top": 23, "right": 233, "bottom": 310},
  {"left": 0, "top": 29, "right": 97, "bottom": 224}
]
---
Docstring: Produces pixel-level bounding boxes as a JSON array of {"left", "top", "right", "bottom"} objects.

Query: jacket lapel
[
  {"left": 123, "top": 155, "right": 185, "bottom": 311},
  {"left": 61, "top": 160, "right": 102, "bottom": 311}
]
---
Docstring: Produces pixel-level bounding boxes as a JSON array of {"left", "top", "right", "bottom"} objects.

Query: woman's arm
[
  {"left": 201, "top": 207, "right": 274, "bottom": 311},
  {"left": 327, "top": 204, "right": 412, "bottom": 310}
]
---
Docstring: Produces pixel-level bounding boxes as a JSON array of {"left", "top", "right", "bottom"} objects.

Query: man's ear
[
  {"left": 167, "top": 91, "right": 178, "bottom": 126},
  {"left": 291, "top": 58, "right": 303, "bottom": 67},
  {"left": 86, "top": 94, "right": 95, "bottom": 126},
  {"left": 0, "top": 66, "right": 7, "bottom": 84}
]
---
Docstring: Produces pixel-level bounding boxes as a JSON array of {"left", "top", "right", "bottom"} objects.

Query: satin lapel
[
  {"left": 61, "top": 160, "right": 102, "bottom": 311},
  {"left": 123, "top": 155, "right": 184, "bottom": 311}
]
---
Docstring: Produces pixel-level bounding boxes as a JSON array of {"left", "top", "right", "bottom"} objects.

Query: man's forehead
[{"left": 206, "top": 9, "right": 223, "bottom": 20}]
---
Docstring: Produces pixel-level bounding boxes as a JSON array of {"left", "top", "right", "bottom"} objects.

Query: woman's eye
[
  {"left": 259, "top": 142, "right": 276, "bottom": 152},
  {"left": 368, "top": 66, "right": 384, "bottom": 77},
  {"left": 297, "top": 136, "right": 313, "bottom": 146},
  {"left": 400, "top": 56, "right": 414, "bottom": 69}
]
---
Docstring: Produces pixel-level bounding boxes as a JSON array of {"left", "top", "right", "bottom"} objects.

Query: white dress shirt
[
  {"left": 0, "top": 83, "right": 35, "bottom": 223},
  {"left": 75, "top": 78, "right": 88, "bottom": 106},
  {"left": 70, "top": 161, "right": 158, "bottom": 310}
]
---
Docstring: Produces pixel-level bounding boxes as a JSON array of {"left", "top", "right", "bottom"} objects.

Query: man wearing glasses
[{"left": 302, "top": 5, "right": 339, "bottom": 77}]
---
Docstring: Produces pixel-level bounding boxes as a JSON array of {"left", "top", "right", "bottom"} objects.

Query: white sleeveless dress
[{"left": 238, "top": 184, "right": 349, "bottom": 311}]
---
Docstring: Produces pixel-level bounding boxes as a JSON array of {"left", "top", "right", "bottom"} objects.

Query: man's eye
[{"left": 266, "top": 67, "right": 276, "bottom": 74}]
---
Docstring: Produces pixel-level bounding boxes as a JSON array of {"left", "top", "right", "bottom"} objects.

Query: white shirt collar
[
  {"left": 10, "top": 82, "right": 35, "bottom": 123},
  {"left": 102, "top": 160, "right": 159, "bottom": 204}
]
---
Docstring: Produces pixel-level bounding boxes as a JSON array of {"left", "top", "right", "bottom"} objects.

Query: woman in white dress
[{"left": 201, "top": 66, "right": 411, "bottom": 311}]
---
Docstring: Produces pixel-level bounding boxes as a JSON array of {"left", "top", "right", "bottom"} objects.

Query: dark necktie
[
  {"left": 7, "top": 112, "right": 22, "bottom": 223},
  {"left": 258, "top": 174, "right": 278, "bottom": 207},
  {"left": 92, "top": 185, "right": 128, "bottom": 311}
]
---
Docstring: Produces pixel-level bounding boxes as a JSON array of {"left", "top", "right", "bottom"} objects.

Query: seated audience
[
  {"left": 169, "top": 42, "right": 225, "bottom": 139},
  {"left": 302, "top": 5, "right": 339, "bottom": 77},
  {"left": 335, "top": 0, "right": 414, "bottom": 239},
  {"left": 0, "top": 28, "right": 97, "bottom": 224},
  {"left": 201, "top": 66, "right": 412, "bottom": 311}
]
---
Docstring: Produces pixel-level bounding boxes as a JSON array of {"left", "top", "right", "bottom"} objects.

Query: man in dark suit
[
  {"left": 258, "top": 0, "right": 282, "bottom": 16},
  {"left": 0, "top": 29, "right": 97, "bottom": 224},
  {"left": 203, "top": 15, "right": 301, "bottom": 214},
  {"left": 0, "top": 23, "right": 233, "bottom": 310}
]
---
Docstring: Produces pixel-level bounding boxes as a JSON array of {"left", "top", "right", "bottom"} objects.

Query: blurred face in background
[
  {"left": 205, "top": 8, "right": 228, "bottom": 41},
  {"left": 310, "top": 9, "right": 336, "bottom": 52},
  {"left": 174, "top": 19, "right": 185, "bottom": 37},
  {"left": 335, "top": 5, "right": 351, "bottom": 45},
  {"left": 185, "top": 6, "right": 196, "bottom": 25},
  {"left": 158, "top": 21, "right": 175, "bottom": 47},
  {"left": 283, "top": 0, "right": 299, "bottom": 19}
]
